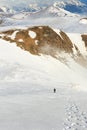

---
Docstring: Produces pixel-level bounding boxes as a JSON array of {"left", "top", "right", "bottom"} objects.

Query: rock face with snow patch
[
  {"left": 82, "top": 34, "right": 87, "bottom": 49},
  {"left": 80, "top": 18, "right": 87, "bottom": 25},
  {"left": 0, "top": 26, "right": 73, "bottom": 55},
  {"left": 0, "top": 26, "right": 87, "bottom": 64}
]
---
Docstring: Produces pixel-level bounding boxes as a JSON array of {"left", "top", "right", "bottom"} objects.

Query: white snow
[
  {"left": 79, "top": 19, "right": 87, "bottom": 25},
  {"left": 53, "top": 28, "right": 87, "bottom": 55},
  {"left": 9, "top": 30, "right": 19, "bottom": 40},
  {"left": 0, "top": 0, "right": 87, "bottom": 129},
  {"left": 39, "top": 26, "right": 43, "bottom": 29},
  {"left": 0, "top": 5, "right": 87, "bottom": 34},
  {"left": 35, "top": 40, "right": 39, "bottom": 45},
  {"left": 67, "top": 33, "right": 87, "bottom": 55},
  {"left": 11, "top": 12, "right": 29, "bottom": 20},
  {"left": 0, "top": 6, "right": 87, "bottom": 128},
  {"left": 55, "top": 0, "right": 84, "bottom": 8},
  {"left": 53, "top": 28, "right": 63, "bottom": 39},
  {"left": 48, "top": 6, "right": 77, "bottom": 17},
  {"left": 18, "top": 39, "right": 24, "bottom": 42},
  {"left": 28, "top": 30, "right": 37, "bottom": 39},
  {"left": 0, "top": 36, "right": 87, "bottom": 130}
]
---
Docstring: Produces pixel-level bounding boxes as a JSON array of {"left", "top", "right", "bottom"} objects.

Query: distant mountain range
[
  {"left": 0, "top": 0, "right": 87, "bottom": 34},
  {"left": 0, "top": 0, "right": 87, "bottom": 14}
]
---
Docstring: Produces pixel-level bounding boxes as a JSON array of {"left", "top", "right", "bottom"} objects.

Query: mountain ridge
[
  {"left": 0, "top": 26, "right": 87, "bottom": 67},
  {"left": 0, "top": 0, "right": 86, "bottom": 14}
]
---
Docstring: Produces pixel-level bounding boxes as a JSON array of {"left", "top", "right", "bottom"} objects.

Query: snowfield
[
  {"left": 0, "top": 0, "right": 87, "bottom": 129},
  {"left": 0, "top": 34, "right": 87, "bottom": 130},
  {"left": 79, "top": 18, "right": 87, "bottom": 25}
]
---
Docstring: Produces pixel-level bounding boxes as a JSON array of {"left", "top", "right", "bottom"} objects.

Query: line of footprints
[{"left": 63, "top": 102, "right": 87, "bottom": 130}]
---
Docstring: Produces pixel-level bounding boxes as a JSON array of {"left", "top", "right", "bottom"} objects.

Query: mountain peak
[{"left": 53, "top": 0, "right": 84, "bottom": 8}]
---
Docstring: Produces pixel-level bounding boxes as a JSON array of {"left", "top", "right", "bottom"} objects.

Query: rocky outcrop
[
  {"left": 0, "top": 26, "right": 87, "bottom": 63},
  {"left": 0, "top": 26, "right": 74, "bottom": 56},
  {"left": 81, "top": 34, "right": 87, "bottom": 49},
  {"left": 0, "top": 26, "right": 87, "bottom": 67}
]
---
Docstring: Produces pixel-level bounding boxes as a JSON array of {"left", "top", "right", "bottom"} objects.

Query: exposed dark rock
[
  {"left": 0, "top": 26, "right": 87, "bottom": 67},
  {"left": 81, "top": 34, "right": 87, "bottom": 48},
  {"left": 0, "top": 26, "right": 74, "bottom": 56}
]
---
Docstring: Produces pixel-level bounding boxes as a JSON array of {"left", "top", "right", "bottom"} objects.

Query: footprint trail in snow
[{"left": 63, "top": 101, "right": 87, "bottom": 130}]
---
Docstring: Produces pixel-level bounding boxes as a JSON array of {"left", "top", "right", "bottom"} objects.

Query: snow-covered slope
[
  {"left": 0, "top": 6, "right": 86, "bottom": 34},
  {"left": 45, "top": 4, "right": 77, "bottom": 17},
  {"left": 0, "top": 29, "right": 87, "bottom": 130},
  {"left": 0, "top": 0, "right": 86, "bottom": 14},
  {"left": 54, "top": 0, "right": 87, "bottom": 14},
  {"left": 10, "top": 5, "right": 77, "bottom": 21},
  {"left": 0, "top": 1, "right": 87, "bottom": 130},
  {"left": 0, "top": 26, "right": 87, "bottom": 83},
  {"left": 0, "top": 6, "right": 15, "bottom": 14},
  {"left": 0, "top": 0, "right": 86, "bottom": 34},
  {"left": 0, "top": 32, "right": 87, "bottom": 88},
  {"left": 79, "top": 18, "right": 87, "bottom": 24},
  {"left": 0, "top": 26, "right": 86, "bottom": 60}
]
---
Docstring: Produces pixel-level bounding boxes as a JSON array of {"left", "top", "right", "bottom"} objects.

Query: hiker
[{"left": 53, "top": 88, "right": 56, "bottom": 93}]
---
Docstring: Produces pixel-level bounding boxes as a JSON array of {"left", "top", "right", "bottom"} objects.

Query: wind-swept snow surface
[
  {"left": 79, "top": 18, "right": 87, "bottom": 24},
  {"left": 0, "top": 36, "right": 87, "bottom": 130},
  {"left": 0, "top": 0, "right": 87, "bottom": 129}
]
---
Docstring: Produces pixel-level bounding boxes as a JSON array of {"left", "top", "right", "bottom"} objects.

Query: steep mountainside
[
  {"left": 0, "top": 26, "right": 87, "bottom": 66},
  {"left": 0, "top": 1, "right": 87, "bottom": 130}
]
